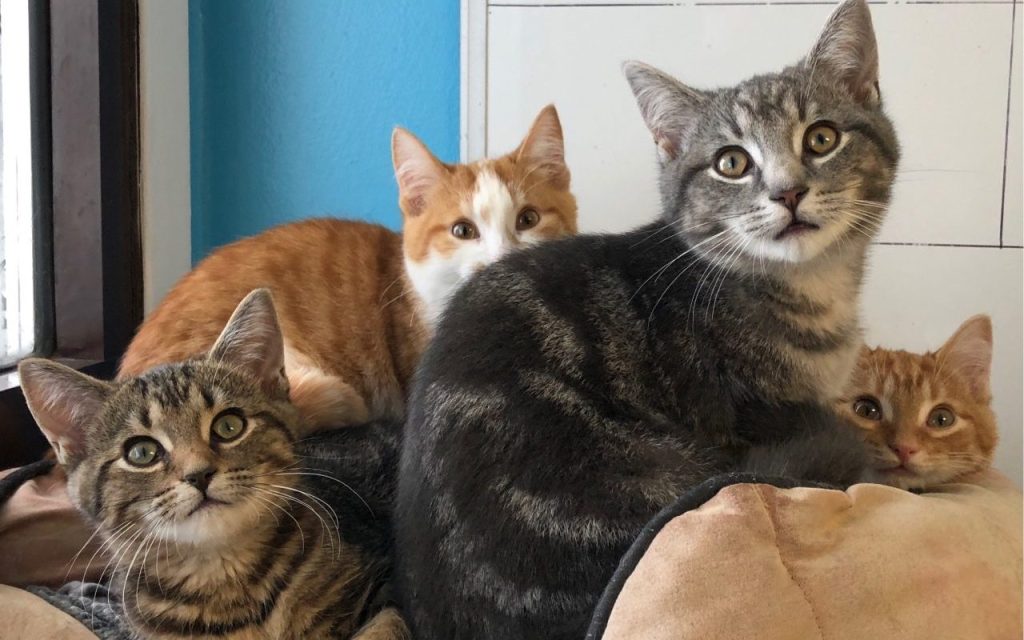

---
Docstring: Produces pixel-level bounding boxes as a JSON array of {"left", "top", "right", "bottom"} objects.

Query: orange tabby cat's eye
[
  {"left": 451, "top": 220, "right": 479, "bottom": 240},
  {"left": 516, "top": 208, "right": 540, "bottom": 231},
  {"left": 926, "top": 406, "right": 956, "bottom": 428},
  {"left": 853, "top": 397, "right": 882, "bottom": 421}
]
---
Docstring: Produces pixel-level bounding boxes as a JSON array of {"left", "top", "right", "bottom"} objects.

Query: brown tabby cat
[
  {"left": 18, "top": 290, "right": 408, "bottom": 640},
  {"left": 120, "top": 106, "right": 577, "bottom": 429},
  {"left": 838, "top": 315, "right": 998, "bottom": 489}
]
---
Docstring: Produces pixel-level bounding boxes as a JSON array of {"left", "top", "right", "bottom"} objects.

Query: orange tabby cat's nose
[{"left": 890, "top": 444, "right": 918, "bottom": 464}]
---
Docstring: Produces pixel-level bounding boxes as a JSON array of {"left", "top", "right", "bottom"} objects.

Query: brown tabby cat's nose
[
  {"left": 770, "top": 187, "right": 809, "bottom": 213},
  {"left": 184, "top": 467, "right": 216, "bottom": 493}
]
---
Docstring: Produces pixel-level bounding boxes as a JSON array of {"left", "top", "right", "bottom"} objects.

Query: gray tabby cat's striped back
[{"left": 395, "top": 1, "right": 897, "bottom": 638}]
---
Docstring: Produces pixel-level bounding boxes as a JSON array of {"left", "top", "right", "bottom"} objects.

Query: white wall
[
  {"left": 468, "top": 0, "right": 1023, "bottom": 483},
  {"left": 139, "top": 0, "right": 192, "bottom": 313}
]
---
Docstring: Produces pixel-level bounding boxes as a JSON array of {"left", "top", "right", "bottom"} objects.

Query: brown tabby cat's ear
[
  {"left": 937, "top": 314, "right": 993, "bottom": 398},
  {"left": 209, "top": 288, "right": 287, "bottom": 397},
  {"left": 515, "top": 105, "right": 570, "bottom": 189},
  {"left": 806, "top": 0, "right": 880, "bottom": 106},
  {"left": 622, "top": 60, "right": 707, "bottom": 163},
  {"left": 18, "top": 359, "right": 113, "bottom": 466},
  {"left": 392, "top": 127, "right": 447, "bottom": 217}
]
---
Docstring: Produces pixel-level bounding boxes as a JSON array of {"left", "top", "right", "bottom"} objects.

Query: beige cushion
[
  {"left": 0, "top": 464, "right": 105, "bottom": 588},
  {"left": 0, "top": 584, "right": 95, "bottom": 639},
  {"left": 602, "top": 471, "right": 1022, "bottom": 640}
]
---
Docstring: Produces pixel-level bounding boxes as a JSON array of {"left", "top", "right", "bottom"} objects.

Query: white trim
[
  {"left": 139, "top": 0, "right": 192, "bottom": 314},
  {"left": 461, "top": 0, "right": 488, "bottom": 162}
]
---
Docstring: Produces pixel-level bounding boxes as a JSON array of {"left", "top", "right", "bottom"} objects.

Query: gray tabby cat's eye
[
  {"left": 211, "top": 410, "right": 247, "bottom": 442},
  {"left": 451, "top": 220, "right": 479, "bottom": 240},
  {"left": 714, "top": 147, "right": 751, "bottom": 179},
  {"left": 124, "top": 437, "right": 162, "bottom": 467},
  {"left": 853, "top": 397, "right": 882, "bottom": 421},
  {"left": 516, "top": 208, "right": 540, "bottom": 231},
  {"left": 804, "top": 122, "right": 841, "bottom": 156},
  {"left": 926, "top": 406, "right": 956, "bottom": 428}
]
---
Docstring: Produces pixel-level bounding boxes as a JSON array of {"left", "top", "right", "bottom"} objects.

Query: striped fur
[
  {"left": 838, "top": 315, "right": 998, "bottom": 489},
  {"left": 19, "top": 291, "right": 409, "bottom": 640},
  {"left": 394, "top": 2, "right": 896, "bottom": 638}
]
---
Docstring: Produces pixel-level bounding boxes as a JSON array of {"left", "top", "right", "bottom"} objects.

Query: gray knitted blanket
[{"left": 27, "top": 582, "right": 135, "bottom": 640}]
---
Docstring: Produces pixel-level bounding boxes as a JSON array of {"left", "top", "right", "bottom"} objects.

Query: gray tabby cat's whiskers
[{"left": 395, "top": 2, "right": 898, "bottom": 638}]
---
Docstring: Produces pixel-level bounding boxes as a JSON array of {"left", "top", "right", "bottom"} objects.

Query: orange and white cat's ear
[
  {"left": 392, "top": 128, "right": 446, "bottom": 217},
  {"left": 18, "top": 358, "right": 112, "bottom": 465},
  {"left": 938, "top": 314, "right": 993, "bottom": 397},
  {"left": 515, "top": 105, "right": 570, "bottom": 189},
  {"left": 209, "top": 288, "right": 288, "bottom": 397}
]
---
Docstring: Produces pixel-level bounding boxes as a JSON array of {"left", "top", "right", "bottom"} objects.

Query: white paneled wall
[{"left": 466, "top": 0, "right": 1023, "bottom": 482}]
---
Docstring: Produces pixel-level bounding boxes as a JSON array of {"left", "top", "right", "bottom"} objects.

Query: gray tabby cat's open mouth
[{"left": 775, "top": 220, "right": 820, "bottom": 240}]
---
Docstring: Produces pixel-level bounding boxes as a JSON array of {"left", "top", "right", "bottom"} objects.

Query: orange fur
[
  {"left": 120, "top": 107, "right": 578, "bottom": 430},
  {"left": 837, "top": 315, "right": 998, "bottom": 489}
]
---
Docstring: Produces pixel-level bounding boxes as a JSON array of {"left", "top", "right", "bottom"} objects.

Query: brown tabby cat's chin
[
  {"left": 837, "top": 315, "right": 998, "bottom": 490},
  {"left": 19, "top": 290, "right": 408, "bottom": 640},
  {"left": 119, "top": 105, "right": 577, "bottom": 432}
]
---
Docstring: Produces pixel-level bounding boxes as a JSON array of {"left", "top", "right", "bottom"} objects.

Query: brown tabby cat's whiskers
[{"left": 20, "top": 290, "right": 409, "bottom": 639}]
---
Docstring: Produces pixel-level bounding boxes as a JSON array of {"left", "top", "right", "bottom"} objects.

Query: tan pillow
[
  {"left": 0, "top": 585, "right": 95, "bottom": 639},
  {"left": 0, "top": 463, "right": 105, "bottom": 587},
  {"left": 597, "top": 471, "right": 1022, "bottom": 640}
]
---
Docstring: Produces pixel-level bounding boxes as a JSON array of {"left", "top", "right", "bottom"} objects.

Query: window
[
  {"left": 0, "top": 0, "right": 40, "bottom": 368},
  {"left": 0, "top": 0, "right": 143, "bottom": 470}
]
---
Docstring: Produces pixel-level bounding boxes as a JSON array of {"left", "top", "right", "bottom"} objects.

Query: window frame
[{"left": 0, "top": 0, "right": 142, "bottom": 470}]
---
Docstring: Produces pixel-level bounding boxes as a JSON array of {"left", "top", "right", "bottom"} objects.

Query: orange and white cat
[
  {"left": 120, "top": 105, "right": 577, "bottom": 429},
  {"left": 838, "top": 315, "right": 998, "bottom": 489}
]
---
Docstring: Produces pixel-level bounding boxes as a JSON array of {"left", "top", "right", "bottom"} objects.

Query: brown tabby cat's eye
[
  {"left": 451, "top": 220, "right": 479, "bottom": 240},
  {"left": 124, "top": 437, "right": 162, "bottom": 467},
  {"left": 714, "top": 147, "right": 751, "bottom": 178},
  {"left": 804, "top": 122, "right": 840, "bottom": 156},
  {"left": 211, "top": 410, "right": 247, "bottom": 442},
  {"left": 926, "top": 406, "right": 957, "bottom": 428},
  {"left": 516, "top": 208, "right": 540, "bottom": 231},
  {"left": 853, "top": 397, "right": 882, "bottom": 420}
]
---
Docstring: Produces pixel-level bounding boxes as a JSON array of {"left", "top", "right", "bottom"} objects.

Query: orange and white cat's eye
[
  {"left": 926, "top": 406, "right": 957, "bottom": 428},
  {"left": 853, "top": 397, "right": 882, "bottom": 421},
  {"left": 516, "top": 208, "right": 540, "bottom": 231},
  {"left": 451, "top": 220, "right": 479, "bottom": 240}
]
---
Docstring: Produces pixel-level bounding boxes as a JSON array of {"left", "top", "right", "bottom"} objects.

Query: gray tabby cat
[
  {"left": 394, "top": 1, "right": 898, "bottom": 638},
  {"left": 18, "top": 290, "right": 409, "bottom": 640}
]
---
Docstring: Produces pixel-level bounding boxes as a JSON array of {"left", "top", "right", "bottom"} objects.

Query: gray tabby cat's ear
[
  {"left": 210, "top": 288, "right": 287, "bottom": 397},
  {"left": 623, "top": 61, "right": 706, "bottom": 163},
  {"left": 806, "top": 0, "right": 880, "bottom": 105},
  {"left": 392, "top": 127, "right": 447, "bottom": 217},
  {"left": 18, "top": 359, "right": 113, "bottom": 466},
  {"left": 937, "top": 314, "right": 993, "bottom": 398},
  {"left": 515, "top": 104, "right": 570, "bottom": 189}
]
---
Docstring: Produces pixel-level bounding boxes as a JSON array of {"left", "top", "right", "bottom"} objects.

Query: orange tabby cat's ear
[
  {"left": 515, "top": 104, "right": 570, "bottom": 189},
  {"left": 938, "top": 314, "right": 993, "bottom": 398},
  {"left": 209, "top": 288, "right": 287, "bottom": 397},
  {"left": 18, "top": 359, "right": 113, "bottom": 465},
  {"left": 392, "top": 127, "right": 446, "bottom": 217}
]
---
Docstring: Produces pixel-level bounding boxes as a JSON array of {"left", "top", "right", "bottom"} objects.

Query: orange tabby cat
[
  {"left": 838, "top": 315, "right": 997, "bottom": 489},
  {"left": 120, "top": 105, "right": 577, "bottom": 428}
]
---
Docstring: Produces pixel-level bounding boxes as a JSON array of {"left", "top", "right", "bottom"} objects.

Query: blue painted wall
[{"left": 188, "top": 1, "right": 460, "bottom": 262}]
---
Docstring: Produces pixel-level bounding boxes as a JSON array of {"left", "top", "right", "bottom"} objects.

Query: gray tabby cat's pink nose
[{"left": 770, "top": 187, "right": 808, "bottom": 213}]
